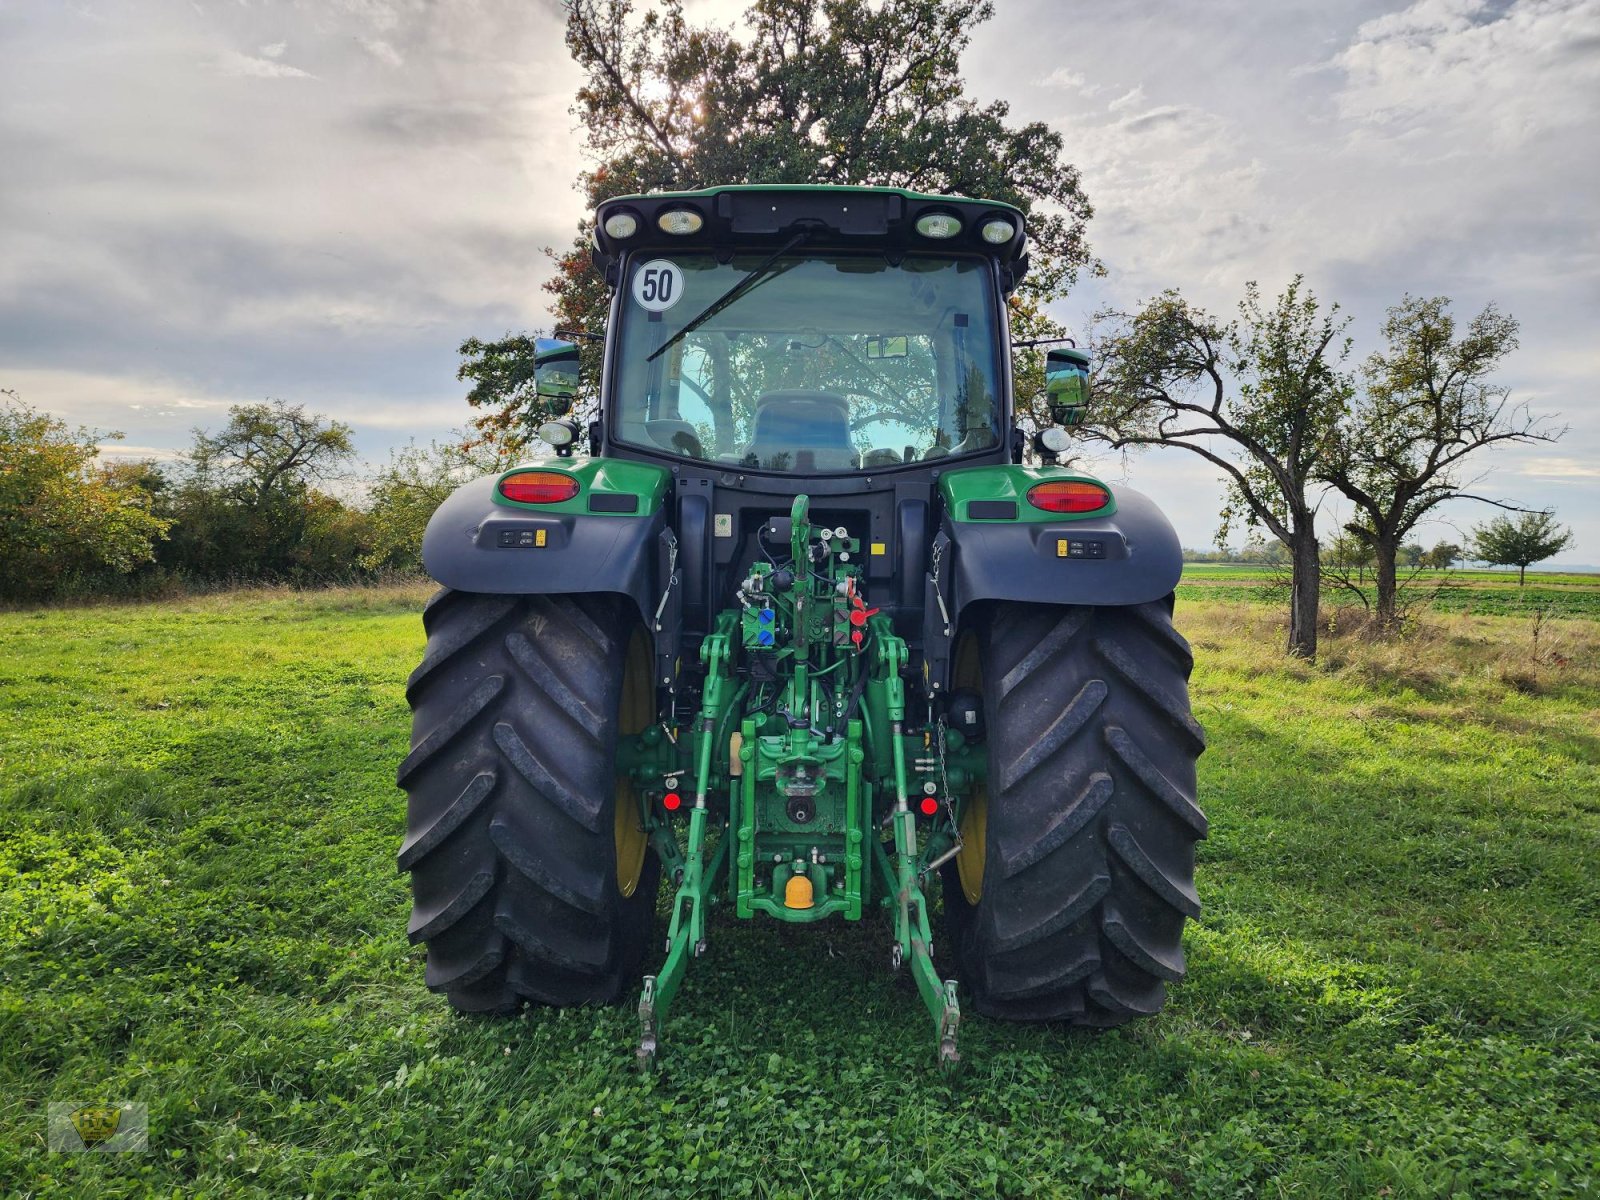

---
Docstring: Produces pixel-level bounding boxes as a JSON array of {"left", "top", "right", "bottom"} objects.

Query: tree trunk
[
  {"left": 1288, "top": 533, "right": 1320, "bottom": 659},
  {"left": 1374, "top": 534, "right": 1399, "bottom": 632},
  {"left": 1519, "top": 564, "right": 1526, "bottom": 587}
]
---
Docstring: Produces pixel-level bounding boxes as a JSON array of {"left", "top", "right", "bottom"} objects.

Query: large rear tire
[
  {"left": 397, "top": 589, "right": 659, "bottom": 1013},
  {"left": 943, "top": 599, "right": 1206, "bottom": 1025}
]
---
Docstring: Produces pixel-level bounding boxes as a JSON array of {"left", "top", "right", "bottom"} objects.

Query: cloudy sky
[{"left": 3, "top": 0, "right": 1596, "bottom": 562}]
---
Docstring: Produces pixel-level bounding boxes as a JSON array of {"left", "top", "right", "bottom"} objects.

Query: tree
[
  {"left": 1400, "top": 541, "right": 1426, "bottom": 567},
  {"left": 1323, "top": 529, "right": 1375, "bottom": 572},
  {"left": 0, "top": 392, "right": 170, "bottom": 600},
  {"left": 364, "top": 436, "right": 517, "bottom": 571},
  {"left": 461, "top": 0, "right": 1095, "bottom": 441},
  {"left": 1086, "top": 278, "right": 1353, "bottom": 658},
  {"left": 191, "top": 400, "right": 353, "bottom": 507},
  {"left": 1319, "top": 526, "right": 1379, "bottom": 609},
  {"left": 1318, "top": 296, "right": 1561, "bottom": 629},
  {"left": 1421, "top": 540, "right": 1462, "bottom": 570},
  {"left": 162, "top": 400, "right": 359, "bottom": 582},
  {"left": 456, "top": 333, "right": 559, "bottom": 453},
  {"left": 1470, "top": 512, "right": 1573, "bottom": 585}
]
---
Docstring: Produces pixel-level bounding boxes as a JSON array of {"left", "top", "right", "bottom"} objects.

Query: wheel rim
[
  {"left": 614, "top": 626, "right": 652, "bottom": 898},
  {"left": 952, "top": 632, "right": 986, "bottom": 903}
]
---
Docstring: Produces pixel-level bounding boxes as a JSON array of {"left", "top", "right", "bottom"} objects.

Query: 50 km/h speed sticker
[{"left": 632, "top": 260, "right": 685, "bottom": 312}]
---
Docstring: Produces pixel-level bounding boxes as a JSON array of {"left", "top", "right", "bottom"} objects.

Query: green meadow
[
  {"left": 2, "top": 578, "right": 1597, "bottom": 1197},
  {"left": 1177, "top": 562, "right": 1600, "bottom": 619}
]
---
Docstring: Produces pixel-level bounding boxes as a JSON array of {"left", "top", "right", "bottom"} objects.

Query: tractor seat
[
  {"left": 644, "top": 418, "right": 703, "bottom": 457},
  {"left": 742, "top": 391, "right": 858, "bottom": 471}
]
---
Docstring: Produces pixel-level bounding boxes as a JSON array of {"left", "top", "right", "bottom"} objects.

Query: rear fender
[
  {"left": 938, "top": 467, "right": 1181, "bottom": 609},
  {"left": 422, "top": 459, "right": 676, "bottom": 663},
  {"left": 923, "top": 467, "right": 1182, "bottom": 691}
]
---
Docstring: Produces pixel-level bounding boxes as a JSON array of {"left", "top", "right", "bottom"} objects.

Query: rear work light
[
  {"left": 1027, "top": 480, "right": 1110, "bottom": 514},
  {"left": 498, "top": 470, "right": 579, "bottom": 505}
]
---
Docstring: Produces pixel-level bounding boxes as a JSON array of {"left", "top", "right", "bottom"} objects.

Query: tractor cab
[
  {"left": 604, "top": 245, "right": 1009, "bottom": 473},
  {"left": 546, "top": 186, "right": 1028, "bottom": 474}
]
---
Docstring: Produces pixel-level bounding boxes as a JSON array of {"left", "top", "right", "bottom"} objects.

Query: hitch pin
[{"left": 919, "top": 839, "right": 964, "bottom": 881}]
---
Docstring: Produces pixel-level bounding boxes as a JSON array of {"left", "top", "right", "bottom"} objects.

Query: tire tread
[
  {"left": 399, "top": 591, "right": 657, "bottom": 1012},
  {"left": 946, "top": 599, "right": 1205, "bottom": 1026}
]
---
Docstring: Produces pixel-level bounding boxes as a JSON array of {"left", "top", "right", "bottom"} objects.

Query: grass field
[
  {"left": 3, "top": 581, "right": 1598, "bottom": 1197},
  {"left": 1177, "top": 563, "right": 1600, "bottom": 619}
]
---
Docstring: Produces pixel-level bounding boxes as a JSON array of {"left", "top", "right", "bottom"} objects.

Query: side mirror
[
  {"left": 533, "top": 338, "right": 580, "bottom": 412},
  {"left": 1044, "top": 346, "right": 1090, "bottom": 427}
]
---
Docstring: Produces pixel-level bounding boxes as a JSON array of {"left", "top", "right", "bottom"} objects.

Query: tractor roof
[{"left": 591, "top": 184, "right": 1029, "bottom": 289}]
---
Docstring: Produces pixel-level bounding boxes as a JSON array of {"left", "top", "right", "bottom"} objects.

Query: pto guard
[{"left": 420, "top": 459, "right": 670, "bottom": 629}]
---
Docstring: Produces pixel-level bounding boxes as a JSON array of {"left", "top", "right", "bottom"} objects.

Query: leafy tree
[
  {"left": 161, "top": 401, "right": 360, "bottom": 582},
  {"left": 293, "top": 491, "right": 377, "bottom": 578},
  {"left": 1318, "top": 296, "right": 1561, "bottom": 628},
  {"left": 364, "top": 436, "right": 517, "bottom": 571},
  {"left": 1421, "top": 540, "right": 1462, "bottom": 570},
  {"left": 456, "top": 332, "right": 587, "bottom": 453},
  {"left": 1323, "top": 530, "right": 1374, "bottom": 570},
  {"left": 1259, "top": 538, "right": 1291, "bottom": 566},
  {"left": 1086, "top": 278, "right": 1353, "bottom": 658},
  {"left": 1320, "top": 526, "right": 1379, "bottom": 609},
  {"left": 1470, "top": 511, "right": 1573, "bottom": 585},
  {"left": 461, "top": 0, "right": 1095, "bottom": 441},
  {"left": 190, "top": 400, "right": 354, "bottom": 506},
  {"left": 1400, "top": 541, "right": 1426, "bottom": 567},
  {"left": 0, "top": 392, "right": 170, "bottom": 600}
]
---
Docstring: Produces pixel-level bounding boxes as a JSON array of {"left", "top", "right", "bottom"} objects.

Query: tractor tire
[
  {"left": 942, "top": 598, "right": 1206, "bottom": 1026},
  {"left": 397, "top": 589, "right": 659, "bottom": 1013}
]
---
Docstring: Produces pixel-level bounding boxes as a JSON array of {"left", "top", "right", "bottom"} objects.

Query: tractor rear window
[{"left": 611, "top": 253, "right": 1003, "bottom": 472}]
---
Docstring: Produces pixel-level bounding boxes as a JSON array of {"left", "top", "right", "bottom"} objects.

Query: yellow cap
[{"left": 783, "top": 873, "right": 814, "bottom": 910}]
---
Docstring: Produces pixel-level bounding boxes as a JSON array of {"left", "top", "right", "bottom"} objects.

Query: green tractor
[{"left": 398, "top": 185, "right": 1205, "bottom": 1071}]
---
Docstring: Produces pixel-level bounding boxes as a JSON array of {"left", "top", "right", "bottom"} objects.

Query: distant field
[
  {"left": 1179, "top": 562, "right": 1600, "bottom": 619},
  {"left": 2, "top": 584, "right": 1598, "bottom": 1197}
]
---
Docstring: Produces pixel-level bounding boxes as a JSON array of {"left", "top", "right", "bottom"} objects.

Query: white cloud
[
  {"left": 1040, "top": 66, "right": 1098, "bottom": 94},
  {"left": 361, "top": 38, "right": 404, "bottom": 68},
  {"left": 972, "top": 0, "right": 1600, "bottom": 558},
  {"left": 216, "top": 50, "right": 314, "bottom": 79},
  {"left": 1517, "top": 456, "right": 1600, "bottom": 479},
  {"left": 2, "top": 370, "right": 230, "bottom": 439},
  {"left": 259, "top": 41, "right": 288, "bottom": 59},
  {"left": 96, "top": 443, "right": 188, "bottom": 461},
  {"left": 1332, "top": 0, "right": 1600, "bottom": 147},
  {"left": 1107, "top": 85, "right": 1145, "bottom": 112}
]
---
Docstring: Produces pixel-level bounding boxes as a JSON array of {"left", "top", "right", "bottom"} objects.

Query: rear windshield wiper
[{"left": 646, "top": 230, "right": 809, "bottom": 363}]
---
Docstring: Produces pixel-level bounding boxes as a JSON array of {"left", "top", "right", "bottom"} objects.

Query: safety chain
[{"left": 918, "top": 716, "right": 963, "bottom": 881}]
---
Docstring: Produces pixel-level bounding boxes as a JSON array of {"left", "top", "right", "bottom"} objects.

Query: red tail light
[
  {"left": 1026, "top": 480, "right": 1110, "bottom": 514},
  {"left": 662, "top": 791, "right": 682, "bottom": 812},
  {"left": 919, "top": 795, "right": 940, "bottom": 817},
  {"left": 499, "top": 470, "right": 579, "bottom": 504}
]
